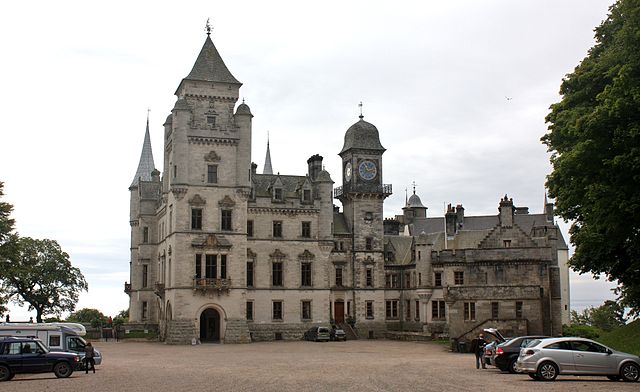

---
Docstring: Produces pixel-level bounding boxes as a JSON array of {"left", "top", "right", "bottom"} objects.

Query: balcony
[
  {"left": 193, "top": 278, "right": 231, "bottom": 293},
  {"left": 124, "top": 282, "right": 131, "bottom": 294},
  {"left": 334, "top": 183, "right": 392, "bottom": 199}
]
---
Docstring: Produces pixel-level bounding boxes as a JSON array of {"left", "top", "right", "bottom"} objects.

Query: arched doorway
[{"left": 199, "top": 308, "right": 220, "bottom": 342}]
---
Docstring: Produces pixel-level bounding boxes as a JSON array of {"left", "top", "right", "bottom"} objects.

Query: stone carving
[
  {"left": 218, "top": 195, "right": 236, "bottom": 207},
  {"left": 270, "top": 249, "right": 286, "bottom": 260},
  {"left": 188, "top": 194, "right": 206, "bottom": 206},
  {"left": 247, "top": 248, "right": 257, "bottom": 258},
  {"left": 204, "top": 151, "right": 221, "bottom": 162},
  {"left": 298, "top": 249, "right": 315, "bottom": 260}
]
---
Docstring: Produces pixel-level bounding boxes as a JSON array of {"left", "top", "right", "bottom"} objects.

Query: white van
[{"left": 0, "top": 322, "right": 102, "bottom": 365}]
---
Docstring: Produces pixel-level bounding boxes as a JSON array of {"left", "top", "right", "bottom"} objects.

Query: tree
[
  {"left": 112, "top": 309, "right": 129, "bottom": 327},
  {"left": 542, "top": 0, "right": 640, "bottom": 314},
  {"left": 0, "top": 181, "right": 18, "bottom": 318},
  {"left": 0, "top": 237, "right": 88, "bottom": 322},
  {"left": 67, "top": 308, "right": 108, "bottom": 328},
  {"left": 570, "top": 300, "right": 628, "bottom": 332}
]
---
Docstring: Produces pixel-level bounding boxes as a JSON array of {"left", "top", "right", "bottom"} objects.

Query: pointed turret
[
  {"left": 263, "top": 137, "right": 273, "bottom": 175},
  {"left": 130, "top": 114, "right": 156, "bottom": 188}
]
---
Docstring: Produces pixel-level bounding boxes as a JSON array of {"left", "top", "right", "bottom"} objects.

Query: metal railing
[
  {"left": 334, "top": 183, "right": 392, "bottom": 198},
  {"left": 193, "top": 278, "right": 231, "bottom": 291}
]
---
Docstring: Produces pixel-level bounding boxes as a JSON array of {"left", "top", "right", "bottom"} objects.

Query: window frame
[{"left": 191, "top": 208, "right": 203, "bottom": 230}]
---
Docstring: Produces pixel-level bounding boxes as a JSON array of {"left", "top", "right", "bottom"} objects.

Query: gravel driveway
[{"left": 2, "top": 340, "right": 638, "bottom": 391}]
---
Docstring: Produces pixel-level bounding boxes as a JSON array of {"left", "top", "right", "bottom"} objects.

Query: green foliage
[
  {"left": 0, "top": 237, "right": 88, "bottom": 322},
  {"left": 599, "top": 319, "right": 640, "bottom": 356},
  {"left": 542, "top": 0, "right": 640, "bottom": 314},
  {"left": 112, "top": 309, "right": 129, "bottom": 326},
  {"left": 44, "top": 316, "right": 62, "bottom": 323},
  {"left": 0, "top": 181, "right": 18, "bottom": 317},
  {"left": 562, "top": 323, "right": 602, "bottom": 339},
  {"left": 67, "top": 308, "right": 108, "bottom": 328},
  {"left": 571, "top": 300, "right": 628, "bottom": 332}
]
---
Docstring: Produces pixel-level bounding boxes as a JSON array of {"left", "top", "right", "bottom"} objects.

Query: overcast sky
[{"left": 1, "top": 0, "right": 618, "bottom": 320}]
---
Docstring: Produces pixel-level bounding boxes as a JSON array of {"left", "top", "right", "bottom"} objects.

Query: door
[
  {"left": 334, "top": 301, "right": 345, "bottom": 324},
  {"left": 200, "top": 308, "right": 220, "bottom": 342},
  {"left": 570, "top": 340, "right": 615, "bottom": 374},
  {"left": 20, "top": 341, "right": 48, "bottom": 372}
]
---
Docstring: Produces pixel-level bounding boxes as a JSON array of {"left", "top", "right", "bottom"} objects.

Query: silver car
[{"left": 517, "top": 337, "right": 639, "bottom": 382}]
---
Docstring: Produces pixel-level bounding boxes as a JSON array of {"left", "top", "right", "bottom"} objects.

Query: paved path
[{"left": 2, "top": 340, "right": 638, "bottom": 391}]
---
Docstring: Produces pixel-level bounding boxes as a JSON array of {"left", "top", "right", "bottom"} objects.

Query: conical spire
[
  {"left": 130, "top": 113, "right": 156, "bottom": 188},
  {"left": 263, "top": 134, "right": 273, "bottom": 175},
  {"left": 184, "top": 35, "right": 240, "bottom": 85}
]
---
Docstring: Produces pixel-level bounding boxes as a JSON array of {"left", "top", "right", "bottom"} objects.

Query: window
[
  {"left": 405, "top": 300, "right": 411, "bottom": 320},
  {"left": 491, "top": 302, "right": 499, "bottom": 319},
  {"left": 418, "top": 251, "right": 421, "bottom": 260},
  {"left": 273, "top": 221, "right": 283, "bottom": 238},
  {"left": 434, "top": 272, "right": 442, "bottom": 287},
  {"left": 391, "top": 274, "right": 399, "bottom": 288},
  {"left": 143, "top": 226, "right": 149, "bottom": 243},
  {"left": 515, "top": 301, "right": 523, "bottom": 319},
  {"left": 418, "top": 272, "right": 422, "bottom": 286},
  {"left": 142, "top": 265, "right": 148, "bottom": 288},
  {"left": 247, "top": 220, "right": 254, "bottom": 237},
  {"left": 191, "top": 208, "right": 203, "bottom": 230},
  {"left": 303, "top": 189, "right": 311, "bottom": 202},
  {"left": 206, "top": 255, "right": 217, "bottom": 279},
  {"left": 432, "top": 300, "right": 446, "bottom": 320},
  {"left": 454, "top": 271, "right": 464, "bottom": 285},
  {"left": 142, "top": 301, "right": 148, "bottom": 320},
  {"left": 335, "top": 266, "right": 343, "bottom": 287},
  {"left": 366, "top": 268, "right": 373, "bottom": 287},
  {"left": 385, "top": 300, "right": 399, "bottom": 319},
  {"left": 207, "top": 165, "right": 218, "bottom": 183},
  {"left": 272, "top": 262, "right": 283, "bottom": 286},
  {"left": 49, "top": 335, "right": 61, "bottom": 347},
  {"left": 207, "top": 116, "right": 216, "bottom": 126},
  {"left": 195, "top": 254, "right": 202, "bottom": 279},
  {"left": 220, "top": 255, "right": 227, "bottom": 279},
  {"left": 273, "top": 301, "right": 283, "bottom": 320},
  {"left": 404, "top": 272, "right": 411, "bottom": 289},
  {"left": 221, "top": 210, "right": 232, "bottom": 231},
  {"left": 173, "top": 165, "right": 177, "bottom": 178},
  {"left": 366, "top": 301, "right": 374, "bottom": 319},
  {"left": 463, "top": 302, "right": 476, "bottom": 321},
  {"left": 301, "top": 301, "right": 312, "bottom": 320},
  {"left": 365, "top": 237, "right": 373, "bottom": 250},
  {"left": 503, "top": 239, "right": 511, "bottom": 248},
  {"left": 246, "top": 261, "right": 254, "bottom": 287},
  {"left": 415, "top": 300, "right": 420, "bottom": 320},
  {"left": 301, "top": 262, "right": 312, "bottom": 287},
  {"left": 301, "top": 221, "right": 311, "bottom": 238},
  {"left": 274, "top": 188, "right": 283, "bottom": 201},
  {"left": 246, "top": 302, "right": 253, "bottom": 321}
]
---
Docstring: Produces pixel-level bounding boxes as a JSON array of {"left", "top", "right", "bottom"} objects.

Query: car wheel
[
  {"left": 607, "top": 375, "right": 620, "bottom": 381},
  {"left": 0, "top": 365, "right": 11, "bottom": 382},
  {"left": 620, "top": 362, "right": 639, "bottom": 382},
  {"left": 53, "top": 362, "right": 73, "bottom": 378},
  {"left": 537, "top": 361, "right": 558, "bottom": 381},
  {"left": 528, "top": 373, "right": 540, "bottom": 380},
  {"left": 508, "top": 359, "right": 520, "bottom": 374}
]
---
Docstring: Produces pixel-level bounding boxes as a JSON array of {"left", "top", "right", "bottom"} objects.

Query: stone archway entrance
[{"left": 200, "top": 308, "right": 221, "bottom": 342}]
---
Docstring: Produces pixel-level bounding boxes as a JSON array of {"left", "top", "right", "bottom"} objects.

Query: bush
[{"left": 562, "top": 324, "right": 602, "bottom": 339}]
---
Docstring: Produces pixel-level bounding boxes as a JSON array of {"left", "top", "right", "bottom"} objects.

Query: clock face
[
  {"left": 345, "top": 162, "right": 352, "bottom": 181},
  {"left": 358, "top": 160, "right": 377, "bottom": 181}
]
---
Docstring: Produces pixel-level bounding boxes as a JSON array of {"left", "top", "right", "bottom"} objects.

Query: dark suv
[{"left": 0, "top": 337, "right": 81, "bottom": 381}]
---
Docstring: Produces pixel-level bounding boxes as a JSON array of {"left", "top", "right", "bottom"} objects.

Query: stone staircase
[
  {"left": 339, "top": 322, "right": 358, "bottom": 340},
  {"left": 224, "top": 319, "right": 251, "bottom": 343},
  {"left": 165, "top": 319, "right": 196, "bottom": 345}
]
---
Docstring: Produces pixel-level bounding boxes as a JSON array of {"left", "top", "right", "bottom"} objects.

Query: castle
[{"left": 126, "top": 32, "right": 570, "bottom": 343}]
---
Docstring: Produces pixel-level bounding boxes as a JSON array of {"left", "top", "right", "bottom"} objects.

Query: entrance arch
[{"left": 199, "top": 308, "right": 221, "bottom": 342}]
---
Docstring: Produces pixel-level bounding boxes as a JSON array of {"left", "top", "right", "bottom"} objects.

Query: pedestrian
[
  {"left": 84, "top": 342, "right": 96, "bottom": 374},
  {"left": 29, "top": 317, "right": 33, "bottom": 323},
  {"left": 470, "top": 333, "right": 487, "bottom": 369},
  {"left": 4, "top": 314, "right": 9, "bottom": 322}
]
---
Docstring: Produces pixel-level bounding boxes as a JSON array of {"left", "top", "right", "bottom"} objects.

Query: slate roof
[
  {"left": 340, "top": 118, "right": 386, "bottom": 154},
  {"left": 333, "top": 212, "right": 350, "bottom": 235},
  {"left": 183, "top": 36, "right": 240, "bottom": 85},
  {"left": 130, "top": 117, "right": 156, "bottom": 188},
  {"left": 252, "top": 174, "right": 307, "bottom": 198},
  {"left": 384, "top": 236, "right": 414, "bottom": 265}
]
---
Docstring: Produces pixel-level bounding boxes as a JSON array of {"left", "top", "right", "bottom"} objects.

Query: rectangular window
[
  {"left": 221, "top": 210, "right": 232, "bottom": 231},
  {"left": 515, "top": 301, "right": 523, "bottom": 319},
  {"left": 247, "top": 220, "right": 254, "bottom": 237},
  {"left": 49, "top": 335, "right": 61, "bottom": 347},
  {"left": 273, "top": 221, "right": 283, "bottom": 238},
  {"left": 434, "top": 272, "right": 442, "bottom": 287},
  {"left": 301, "top": 262, "right": 312, "bottom": 287},
  {"left": 272, "top": 262, "right": 283, "bottom": 286},
  {"left": 491, "top": 302, "right": 499, "bottom": 319},
  {"left": 385, "top": 300, "right": 399, "bottom": 319},
  {"left": 391, "top": 274, "right": 399, "bottom": 288},
  {"left": 273, "top": 301, "right": 283, "bottom": 320},
  {"left": 464, "top": 302, "right": 476, "bottom": 321},
  {"left": 404, "top": 272, "right": 411, "bottom": 289},
  {"left": 246, "top": 261, "right": 254, "bottom": 287},
  {"left": 142, "top": 265, "right": 148, "bottom": 288},
  {"left": 142, "top": 301, "right": 148, "bottom": 320},
  {"left": 301, "top": 300, "right": 312, "bottom": 320},
  {"left": 274, "top": 188, "right": 283, "bottom": 201},
  {"left": 191, "top": 208, "right": 203, "bottom": 230},
  {"left": 418, "top": 272, "right": 422, "bottom": 286},
  {"left": 432, "top": 300, "right": 446, "bottom": 320},
  {"left": 143, "top": 226, "right": 149, "bottom": 243},
  {"left": 195, "top": 254, "right": 202, "bottom": 279},
  {"left": 405, "top": 300, "right": 411, "bottom": 320},
  {"left": 206, "top": 255, "right": 217, "bottom": 279},
  {"left": 503, "top": 239, "right": 511, "bottom": 248},
  {"left": 303, "top": 189, "right": 311, "bottom": 202},
  {"left": 220, "top": 255, "right": 227, "bottom": 279},
  {"left": 301, "top": 221, "right": 311, "bottom": 238},
  {"left": 454, "top": 271, "right": 464, "bottom": 285},
  {"left": 415, "top": 300, "right": 420, "bottom": 320},
  {"left": 365, "top": 237, "right": 373, "bottom": 250},
  {"left": 207, "top": 164, "right": 218, "bottom": 183},
  {"left": 246, "top": 301, "right": 253, "bottom": 321},
  {"left": 335, "top": 266, "right": 343, "bottom": 287},
  {"left": 366, "top": 301, "right": 374, "bottom": 319},
  {"left": 366, "top": 268, "right": 373, "bottom": 287}
]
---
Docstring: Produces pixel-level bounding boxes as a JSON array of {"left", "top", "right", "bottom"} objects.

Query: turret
[
  {"left": 235, "top": 101, "right": 253, "bottom": 187},
  {"left": 315, "top": 168, "right": 334, "bottom": 240}
]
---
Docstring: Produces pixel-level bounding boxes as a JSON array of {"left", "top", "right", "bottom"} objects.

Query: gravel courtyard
[{"left": 3, "top": 340, "right": 638, "bottom": 391}]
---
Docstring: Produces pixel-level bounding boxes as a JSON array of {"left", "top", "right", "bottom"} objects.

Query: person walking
[
  {"left": 470, "top": 333, "right": 487, "bottom": 369},
  {"left": 84, "top": 342, "right": 96, "bottom": 374}
]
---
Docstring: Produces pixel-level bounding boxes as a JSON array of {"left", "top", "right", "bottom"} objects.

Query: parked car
[
  {"left": 493, "top": 335, "right": 548, "bottom": 373},
  {"left": 303, "top": 327, "right": 331, "bottom": 342},
  {"left": 0, "top": 337, "right": 82, "bottom": 381},
  {"left": 330, "top": 327, "right": 347, "bottom": 342},
  {"left": 482, "top": 328, "right": 507, "bottom": 366},
  {"left": 517, "top": 337, "right": 640, "bottom": 382}
]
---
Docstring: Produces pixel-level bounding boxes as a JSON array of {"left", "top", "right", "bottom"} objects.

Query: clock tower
[{"left": 336, "top": 114, "right": 391, "bottom": 329}]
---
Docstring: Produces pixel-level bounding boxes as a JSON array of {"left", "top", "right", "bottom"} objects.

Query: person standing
[
  {"left": 84, "top": 342, "right": 96, "bottom": 374},
  {"left": 470, "top": 333, "right": 487, "bottom": 369}
]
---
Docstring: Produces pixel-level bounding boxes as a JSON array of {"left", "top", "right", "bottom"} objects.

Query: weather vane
[
  {"left": 205, "top": 18, "right": 212, "bottom": 36},
  {"left": 358, "top": 101, "right": 363, "bottom": 119}
]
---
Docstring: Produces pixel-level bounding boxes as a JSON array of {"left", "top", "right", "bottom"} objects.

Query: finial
[
  {"left": 405, "top": 188, "right": 408, "bottom": 205},
  {"left": 242, "top": 98, "right": 245, "bottom": 104},
  {"left": 358, "top": 101, "right": 364, "bottom": 119},
  {"left": 412, "top": 181, "right": 417, "bottom": 194},
  {"left": 205, "top": 18, "right": 212, "bottom": 36}
]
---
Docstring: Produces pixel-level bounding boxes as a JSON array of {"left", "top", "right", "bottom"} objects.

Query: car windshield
[
  {"left": 318, "top": 328, "right": 330, "bottom": 333},
  {"left": 35, "top": 340, "right": 50, "bottom": 353}
]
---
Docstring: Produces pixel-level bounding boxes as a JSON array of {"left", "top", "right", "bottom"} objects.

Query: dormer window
[
  {"left": 302, "top": 189, "right": 311, "bottom": 203},
  {"left": 274, "top": 188, "right": 283, "bottom": 201}
]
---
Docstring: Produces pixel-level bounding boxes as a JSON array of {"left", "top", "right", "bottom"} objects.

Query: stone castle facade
[{"left": 126, "top": 33, "right": 570, "bottom": 344}]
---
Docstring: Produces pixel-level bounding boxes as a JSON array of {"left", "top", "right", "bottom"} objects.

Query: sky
[{"left": 0, "top": 0, "right": 619, "bottom": 321}]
